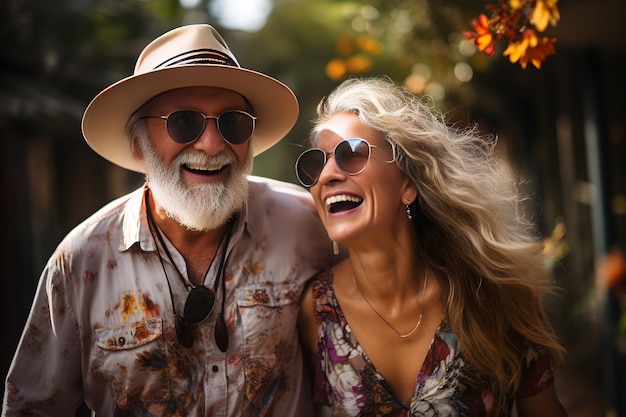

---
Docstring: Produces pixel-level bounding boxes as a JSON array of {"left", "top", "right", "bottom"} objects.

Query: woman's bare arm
[
  {"left": 298, "top": 280, "right": 319, "bottom": 374},
  {"left": 516, "top": 384, "right": 568, "bottom": 417}
]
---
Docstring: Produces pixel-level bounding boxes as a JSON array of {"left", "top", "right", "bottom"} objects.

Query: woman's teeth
[{"left": 325, "top": 194, "right": 363, "bottom": 213}]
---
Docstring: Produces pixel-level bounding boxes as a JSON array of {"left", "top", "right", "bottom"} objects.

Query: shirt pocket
[
  {"left": 236, "top": 282, "right": 302, "bottom": 397},
  {"left": 93, "top": 318, "right": 171, "bottom": 407}
]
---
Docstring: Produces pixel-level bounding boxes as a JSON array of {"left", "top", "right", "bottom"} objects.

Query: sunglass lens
[
  {"left": 175, "top": 315, "right": 194, "bottom": 348},
  {"left": 218, "top": 111, "right": 254, "bottom": 144},
  {"left": 296, "top": 149, "right": 326, "bottom": 187},
  {"left": 183, "top": 286, "right": 216, "bottom": 324},
  {"left": 336, "top": 139, "right": 370, "bottom": 175},
  {"left": 167, "top": 111, "right": 205, "bottom": 144}
]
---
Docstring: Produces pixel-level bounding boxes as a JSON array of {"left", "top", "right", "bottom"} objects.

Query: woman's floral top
[{"left": 311, "top": 269, "right": 556, "bottom": 416}]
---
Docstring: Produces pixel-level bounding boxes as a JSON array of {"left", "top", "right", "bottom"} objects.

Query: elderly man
[{"left": 3, "top": 24, "right": 334, "bottom": 417}]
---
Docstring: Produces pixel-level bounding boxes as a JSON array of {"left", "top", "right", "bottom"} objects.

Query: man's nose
[{"left": 191, "top": 119, "right": 227, "bottom": 155}]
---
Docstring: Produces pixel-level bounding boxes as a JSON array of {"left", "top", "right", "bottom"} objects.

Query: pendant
[{"left": 183, "top": 286, "right": 216, "bottom": 324}]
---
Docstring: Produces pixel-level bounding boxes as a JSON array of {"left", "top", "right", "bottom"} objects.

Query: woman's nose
[{"left": 316, "top": 154, "right": 346, "bottom": 185}]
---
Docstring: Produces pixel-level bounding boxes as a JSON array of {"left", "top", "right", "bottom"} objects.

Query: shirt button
[{"left": 212, "top": 365, "right": 219, "bottom": 372}]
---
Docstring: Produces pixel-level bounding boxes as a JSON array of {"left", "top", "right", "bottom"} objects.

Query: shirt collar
[
  {"left": 119, "top": 185, "right": 154, "bottom": 252},
  {"left": 119, "top": 183, "right": 253, "bottom": 253}
]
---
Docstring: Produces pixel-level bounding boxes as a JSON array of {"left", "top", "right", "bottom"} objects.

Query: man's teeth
[
  {"left": 325, "top": 194, "right": 363, "bottom": 207},
  {"left": 186, "top": 164, "right": 222, "bottom": 171}
]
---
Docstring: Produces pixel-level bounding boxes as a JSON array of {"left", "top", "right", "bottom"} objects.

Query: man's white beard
[{"left": 139, "top": 136, "right": 253, "bottom": 232}]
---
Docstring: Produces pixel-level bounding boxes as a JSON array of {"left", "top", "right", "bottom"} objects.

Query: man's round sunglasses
[
  {"left": 141, "top": 110, "right": 256, "bottom": 145},
  {"left": 295, "top": 137, "right": 395, "bottom": 188}
]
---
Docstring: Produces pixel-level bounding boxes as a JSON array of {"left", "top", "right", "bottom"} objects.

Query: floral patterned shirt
[
  {"left": 311, "top": 269, "right": 556, "bottom": 416},
  {"left": 3, "top": 177, "right": 335, "bottom": 417}
]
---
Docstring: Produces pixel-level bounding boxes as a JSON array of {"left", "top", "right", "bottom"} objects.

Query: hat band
[{"left": 154, "top": 48, "right": 239, "bottom": 70}]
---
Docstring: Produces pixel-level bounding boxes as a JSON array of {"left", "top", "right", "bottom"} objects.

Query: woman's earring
[
  {"left": 333, "top": 241, "right": 339, "bottom": 255},
  {"left": 406, "top": 204, "right": 413, "bottom": 220}
]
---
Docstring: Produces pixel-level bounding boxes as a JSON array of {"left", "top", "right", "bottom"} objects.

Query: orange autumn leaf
[
  {"left": 503, "top": 29, "right": 537, "bottom": 65},
  {"left": 466, "top": 0, "right": 560, "bottom": 69},
  {"left": 505, "top": 29, "right": 556, "bottom": 68},
  {"left": 326, "top": 58, "right": 347, "bottom": 80},
  {"left": 464, "top": 14, "right": 497, "bottom": 55},
  {"left": 326, "top": 35, "right": 380, "bottom": 81},
  {"left": 532, "top": 0, "right": 560, "bottom": 32},
  {"left": 346, "top": 54, "right": 373, "bottom": 74},
  {"left": 477, "top": 33, "right": 496, "bottom": 56},
  {"left": 472, "top": 13, "right": 491, "bottom": 36},
  {"left": 520, "top": 36, "right": 556, "bottom": 68},
  {"left": 357, "top": 35, "right": 384, "bottom": 55}
]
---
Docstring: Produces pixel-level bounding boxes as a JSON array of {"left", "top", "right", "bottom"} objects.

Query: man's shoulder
[
  {"left": 80, "top": 187, "right": 142, "bottom": 225},
  {"left": 248, "top": 176, "right": 314, "bottom": 208},
  {"left": 61, "top": 187, "right": 142, "bottom": 245}
]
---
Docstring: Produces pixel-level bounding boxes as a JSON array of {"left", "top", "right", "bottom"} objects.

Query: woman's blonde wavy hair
[{"left": 312, "top": 76, "right": 565, "bottom": 414}]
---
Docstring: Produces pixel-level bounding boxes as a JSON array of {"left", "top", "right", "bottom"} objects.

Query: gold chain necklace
[{"left": 353, "top": 274, "right": 428, "bottom": 338}]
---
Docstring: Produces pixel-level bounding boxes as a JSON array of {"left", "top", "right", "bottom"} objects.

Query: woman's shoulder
[
  {"left": 310, "top": 261, "right": 355, "bottom": 298},
  {"left": 309, "top": 268, "right": 335, "bottom": 302}
]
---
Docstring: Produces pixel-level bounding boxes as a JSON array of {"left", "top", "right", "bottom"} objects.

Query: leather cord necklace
[
  {"left": 353, "top": 273, "right": 428, "bottom": 338},
  {"left": 145, "top": 188, "right": 235, "bottom": 350}
]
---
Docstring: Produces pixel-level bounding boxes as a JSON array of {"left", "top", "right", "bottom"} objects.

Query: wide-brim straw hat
[{"left": 81, "top": 24, "right": 299, "bottom": 172}]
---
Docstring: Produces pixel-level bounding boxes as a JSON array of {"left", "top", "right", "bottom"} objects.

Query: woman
[{"left": 296, "top": 77, "right": 568, "bottom": 416}]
